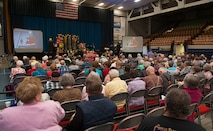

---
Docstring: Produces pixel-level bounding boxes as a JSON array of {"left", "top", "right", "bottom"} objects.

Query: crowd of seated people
[{"left": 2, "top": 50, "right": 213, "bottom": 130}]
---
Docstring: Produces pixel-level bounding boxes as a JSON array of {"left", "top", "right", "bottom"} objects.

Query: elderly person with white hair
[
  {"left": 41, "top": 55, "right": 48, "bottom": 69},
  {"left": 142, "top": 66, "right": 163, "bottom": 90},
  {"left": 9, "top": 60, "right": 26, "bottom": 82},
  {"left": 27, "top": 62, "right": 37, "bottom": 76},
  {"left": 81, "top": 71, "right": 105, "bottom": 101},
  {"left": 10, "top": 56, "right": 19, "bottom": 69},
  {"left": 31, "top": 62, "right": 46, "bottom": 76},
  {"left": 52, "top": 73, "right": 81, "bottom": 103},
  {"left": 158, "top": 66, "right": 175, "bottom": 94},
  {"left": 135, "top": 53, "right": 143, "bottom": 64},
  {"left": 58, "top": 60, "right": 69, "bottom": 75},
  {"left": 203, "top": 63, "right": 213, "bottom": 80},
  {"left": 105, "top": 69, "right": 128, "bottom": 108}
]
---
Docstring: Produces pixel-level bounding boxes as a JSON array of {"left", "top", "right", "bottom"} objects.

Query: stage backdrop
[{"left": 23, "top": 16, "right": 102, "bottom": 52}]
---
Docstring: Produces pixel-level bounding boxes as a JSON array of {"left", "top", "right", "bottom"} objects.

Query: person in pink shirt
[
  {"left": 0, "top": 77, "right": 65, "bottom": 131},
  {"left": 9, "top": 60, "right": 26, "bottom": 83}
]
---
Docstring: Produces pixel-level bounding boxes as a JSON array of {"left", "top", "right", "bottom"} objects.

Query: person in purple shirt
[
  {"left": 0, "top": 77, "right": 65, "bottom": 131},
  {"left": 128, "top": 70, "right": 146, "bottom": 106}
]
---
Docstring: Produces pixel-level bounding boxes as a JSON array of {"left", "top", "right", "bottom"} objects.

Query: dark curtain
[
  {"left": 23, "top": 16, "right": 102, "bottom": 52},
  {"left": 8, "top": 0, "right": 113, "bottom": 52}
]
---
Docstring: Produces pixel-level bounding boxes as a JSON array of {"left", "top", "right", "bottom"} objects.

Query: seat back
[
  {"left": 60, "top": 100, "right": 80, "bottom": 122},
  {"left": 73, "top": 84, "right": 84, "bottom": 91},
  {"left": 147, "top": 86, "right": 162, "bottom": 97},
  {"left": 85, "top": 122, "right": 114, "bottom": 131},
  {"left": 145, "top": 86, "right": 162, "bottom": 114},
  {"left": 128, "top": 89, "right": 147, "bottom": 115},
  {"left": 46, "top": 88, "right": 62, "bottom": 99},
  {"left": 110, "top": 92, "right": 129, "bottom": 103},
  {"left": 75, "top": 76, "right": 86, "bottom": 85},
  {"left": 125, "top": 79, "right": 131, "bottom": 84},
  {"left": 110, "top": 92, "right": 129, "bottom": 119},
  {"left": 36, "top": 75, "right": 48, "bottom": 81},
  {"left": 61, "top": 100, "right": 80, "bottom": 114},
  {"left": 70, "top": 72, "right": 77, "bottom": 79},
  {"left": 115, "top": 113, "right": 145, "bottom": 130},
  {"left": 166, "top": 84, "right": 179, "bottom": 93},
  {"left": 13, "top": 76, "right": 26, "bottom": 85},
  {"left": 189, "top": 103, "right": 198, "bottom": 116},
  {"left": 198, "top": 78, "right": 208, "bottom": 95},
  {"left": 200, "top": 92, "right": 213, "bottom": 104},
  {"left": 146, "top": 106, "right": 165, "bottom": 117}
]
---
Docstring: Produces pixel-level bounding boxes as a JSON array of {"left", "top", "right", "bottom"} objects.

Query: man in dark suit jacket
[{"left": 67, "top": 71, "right": 117, "bottom": 131}]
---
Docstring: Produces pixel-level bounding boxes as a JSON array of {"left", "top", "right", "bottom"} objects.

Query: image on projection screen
[
  {"left": 13, "top": 28, "right": 43, "bottom": 53},
  {"left": 122, "top": 36, "right": 143, "bottom": 52}
]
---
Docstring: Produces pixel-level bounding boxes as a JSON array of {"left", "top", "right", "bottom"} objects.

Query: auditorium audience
[
  {"left": 45, "top": 72, "right": 62, "bottom": 91},
  {"left": 81, "top": 71, "right": 105, "bottom": 101},
  {"left": 0, "top": 77, "right": 65, "bottom": 131},
  {"left": 120, "top": 63, "right": 131, "bottom": 80},
  {"left": 27, "top": 61, "right": 37, "bottom": 76},
  {"left": 158, "top": 66, "right": 175, "bottom": 94},
  {"left": 102, "top": 61, "right": 111, "bottom": 78},
  {"left": 182, "top": 74, "right": 202, "bottom": 104},
  {"left": 142, "top": 66, "right": 163, "bottom": 90},
  {"left": 105, "top": 69, "right": 128, "bottom": 108},
  {"left": 128, "top": 70, "right": 146, "bottom": 106},
  {"left": 67, "top": 71, "right": 117, "bottom": 131},
  {"left": 136, "top": 88, "right": 206, "bottom": 131},
  {"left": 192, "top": 65, "right": 205, "bottom": 81},
  {"left": 179, "top": 61, "right": 192, "bottom": 76},
  {"left": 58, "top": 60, "right": 69, "bottom": 75},
  {"left": 31, "top": 62, "right": 47, "bottom": 76},
  {"left": 9, "top": 60, "right": 26, "bottom": 83},
  {"left": 10, "top": 56, "right": 19, "bottom": 69},
  {"left": 46, "top": 63, "right": 59, "bottom": 78},
  {"left": 52, "top": 73, "right": 81, "bottom": 103},
  {"left": 84, "top": 61, "right": 102, "bottom": 78},
  {"left": 68, "top": 60, "right": 80, "bottom": 71},
  {"left": 203, "top": 63, "right": 213, "bottom": 79},
  {"left": 41, "top": 55, "right": 48, "bottom": 69}
]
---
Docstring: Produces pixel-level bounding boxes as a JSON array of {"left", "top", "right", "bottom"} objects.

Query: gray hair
[
  {"left": 158, "top": 67, "right": 168, "bottom": 74},
  {"left": 166, "top": 88, "right": 191, "bottom": 117},
  {"left": 16, "top": 60, "right": 24, "bottom": 67},
  {"left": 109, "top": 69, "right": 119, "bottom": 78},
  {"left": 86, "top": 71, "right": 102, "bottom": 95},
  {"left": 183, "top": 74, "right": 199, "bottom": 89},
  {"left": 144, "top": 61, "right": 151, "bottom": 68},
  {"left": 203, "top": 63, "right": 211, "bottom": 71},
  {"left": 35, "top": 62, "right": 42, "bottom": 68},
  {"left": 146, "top": 66, "right": 155, "bottom": 73},
  {"left": 59, "top": 73, "right": 75, "bottom": 87}
]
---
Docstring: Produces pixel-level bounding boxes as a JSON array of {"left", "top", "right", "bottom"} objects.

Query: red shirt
[
  {"left": 27, "top": 68, "right": 36, "bottom": 76},
  {"left": 103, "top": 68, "right": 110, "bottom": 78}
]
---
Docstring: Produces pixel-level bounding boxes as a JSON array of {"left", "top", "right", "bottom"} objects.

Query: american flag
[{"left": 56, "top": 2, "right": 78, "bottom": 20}]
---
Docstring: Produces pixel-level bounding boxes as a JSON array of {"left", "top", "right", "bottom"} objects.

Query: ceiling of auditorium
[{"left": 50, "top": 0, "right": 157, "bottom": 10}]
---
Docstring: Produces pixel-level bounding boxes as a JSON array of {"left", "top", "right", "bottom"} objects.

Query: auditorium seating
[
  {"left": 192, "top": 27, "right": 213, "bottom": 45},
  {"left": 147, "top": 19, "right": 213, "bottom": 46}
]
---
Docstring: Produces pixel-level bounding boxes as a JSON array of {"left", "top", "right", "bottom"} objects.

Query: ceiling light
[
  {"left": 134, "top": 0, "right": 141, "bottom": 2},
  {"left": 72, "top": 0, "right": 77, "bottom": 2},
  {"left": 118, "top": 6, "right": 123, "bottom": 9},
  {"left": 98, "top": 3, "right": 104, "bottom": 6}
]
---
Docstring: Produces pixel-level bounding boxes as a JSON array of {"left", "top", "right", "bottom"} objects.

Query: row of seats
[
  {"left": 147, "top": 19, "right": 212, "bottom": 46},
  {"left": 192, "top": 28, "right": 213, "bottom": 45}
]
